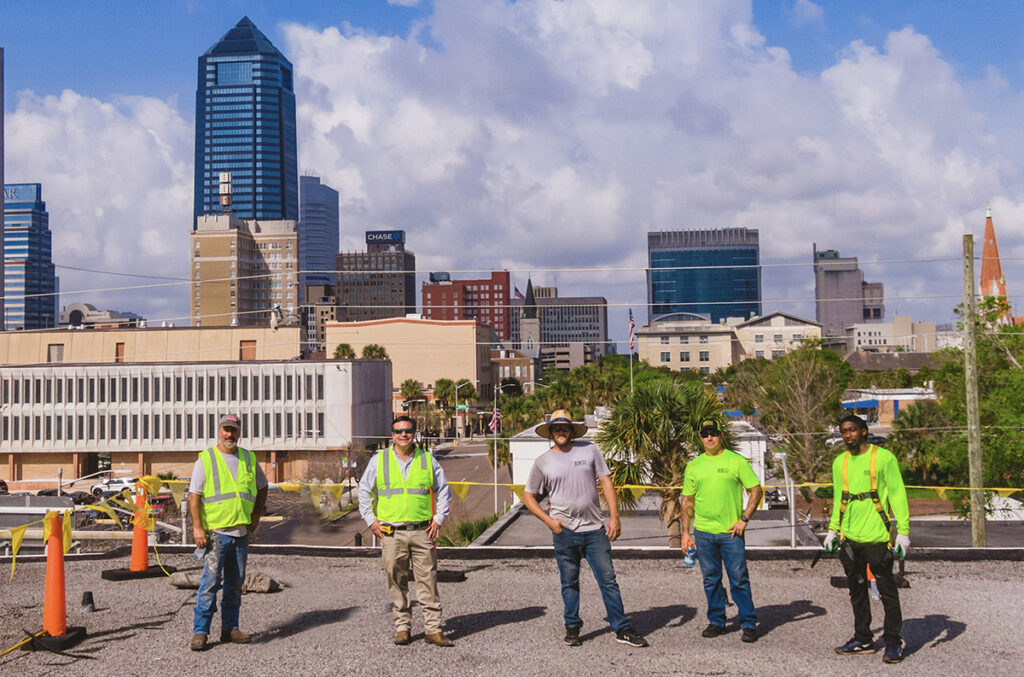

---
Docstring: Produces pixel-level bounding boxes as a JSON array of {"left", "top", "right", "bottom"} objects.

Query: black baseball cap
[{"left": 698, "top": 420, "right": 721, "bottom": 436}]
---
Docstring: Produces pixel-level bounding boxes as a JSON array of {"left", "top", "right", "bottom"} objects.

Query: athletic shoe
[
  {"left": 741, "top": 628, "right": 757, "bottom": 643},
  {"left": 564, "top": 626, "right": 582, "bottom": 647},
  {"left": 701, "top": 624, "right": 727, "bottom": 638},
  {"left": 615, "top": 627, "right": 649, "bottom": 647},
  {"left": 883, "top": 641, "right": 905, "bottom": 664},
  {"left": 835, "top": 638, "right": 876, "bottom": 655}
]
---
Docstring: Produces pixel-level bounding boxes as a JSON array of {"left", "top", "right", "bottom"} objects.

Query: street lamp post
[
  {"left": 492, "top": 383, "right": 517, "bottom": 514},
  {"left": 775, "top": 451, "right": 796, "bottom": 548},
  {"left": 455, "top": 380, "right": 476, "bottom": 443}
]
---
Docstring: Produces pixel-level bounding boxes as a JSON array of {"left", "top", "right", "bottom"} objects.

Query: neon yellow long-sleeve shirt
[{"left": 828, "top": 445, "right": 910, "bottom": 542}]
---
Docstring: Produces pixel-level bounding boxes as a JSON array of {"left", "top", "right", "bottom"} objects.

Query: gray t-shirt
[
  {"left": 525, "top": 441, "right": 610, "bottom": 533},
  {"left": 189, "top": 446, "right": 269, "bottom": 536}
]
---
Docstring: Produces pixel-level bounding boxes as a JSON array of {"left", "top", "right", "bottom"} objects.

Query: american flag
[
  {"left": 488, "top": 407, "right": 502, "bottom": 433},
  {"left": 628, "top": 308, "right": 636, "bottom": 352},
  {"left": 513, "top": 286, "right": 525, "bottom": 300}
]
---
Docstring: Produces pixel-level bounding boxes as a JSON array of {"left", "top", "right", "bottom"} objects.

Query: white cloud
[{"left": 790, "top": 0, "right": 824, "bottom": 29}]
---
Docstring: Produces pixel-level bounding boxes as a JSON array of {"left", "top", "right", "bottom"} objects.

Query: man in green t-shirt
[
  {"left": 823, "top": 415, "right": 910, "bottom": 664},
  {"left": 681, "top": 420, "right": 763, "bottom": 643}
]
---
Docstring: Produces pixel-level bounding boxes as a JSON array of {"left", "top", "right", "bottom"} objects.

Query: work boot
[
  {"left": 394, "top": 630, "right": 411, "bottom": 645},
  {"left": 220, "top": 628, "right": 251, "bottom": 644},
  {"left": 189, "top": 633, "right": 209, "bottom": 651},
  {"left": 424, "top": 632, "right": 454, "bottom": 647}
]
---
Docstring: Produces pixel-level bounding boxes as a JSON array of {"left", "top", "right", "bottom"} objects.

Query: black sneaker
[
  {"left": 563, "top": 626, "right": 582, "bottom": 647},
  {"left": 701, "top": 624, "right": 727, "bottom": 638},
  {"left": 614, "top": 626, "right": 649, "bottom": 648},
  {"left": 883, "top": 641, "right": 905, "bottom": 664},
  {"left": 835, "top": 638, "right": 876, "bottom": 655},
  {"left": 741, "top": 627, "right": 757, "bottom": 643}
]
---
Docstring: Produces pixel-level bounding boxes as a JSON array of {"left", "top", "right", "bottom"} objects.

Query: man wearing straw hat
[
  {"left": 188, "top": 413, "right": 268, "bottom": 651},
  {"left": 522, "top": 409, "right": 648, "bottom": 648}
]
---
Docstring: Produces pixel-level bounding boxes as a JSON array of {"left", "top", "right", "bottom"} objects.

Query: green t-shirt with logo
[
  {"left": 682, "top": 449, "right": 761, "bottom": 534},
  {"left": 828, "top": 445, "right": 910, "bottom": 543}
]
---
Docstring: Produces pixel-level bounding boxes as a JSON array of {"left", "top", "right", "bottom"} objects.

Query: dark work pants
[{"left": 838, "top": 539, "right": 902, "bottom": 646}]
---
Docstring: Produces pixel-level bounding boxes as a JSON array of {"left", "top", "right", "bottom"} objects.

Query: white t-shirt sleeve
[{"left": 188, "top": 459, "right": 205, "bottom": 495}]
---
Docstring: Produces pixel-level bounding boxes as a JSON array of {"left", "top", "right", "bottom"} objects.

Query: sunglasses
[
  {"left": 700, "top": 429, "right": 720, "bottom": 439},
  {"left": 550, "top": 425, "right": 572, "bottom": 434},
  {"left": 392, "top": 428, "right": 415, "bottom": 435}
]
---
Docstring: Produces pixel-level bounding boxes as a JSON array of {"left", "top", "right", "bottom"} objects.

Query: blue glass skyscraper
[
  {"left": 299, "top": 175, "right": 339, "bottom": 291},
  {"left": 647, "top": 228, "right": 761, "bottom": 324},
  {"left": 3, "top": 183, "right": 59, "bottom": 330},
  {"left": 193, "top": 17, "right": 298, "bottom": 224}
]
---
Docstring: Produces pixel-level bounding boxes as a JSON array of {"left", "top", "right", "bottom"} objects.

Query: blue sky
[{"left": 3, "top": 1, "right": 1024, "bottom": 342}]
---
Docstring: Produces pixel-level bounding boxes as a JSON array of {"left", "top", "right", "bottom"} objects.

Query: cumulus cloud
[{"left": 790, "top": 0, "right": 824, "bottom": 28}]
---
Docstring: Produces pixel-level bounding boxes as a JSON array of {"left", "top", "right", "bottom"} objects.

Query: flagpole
[{"left": 492, "top": 387, "right": 499, "bottom": 514}]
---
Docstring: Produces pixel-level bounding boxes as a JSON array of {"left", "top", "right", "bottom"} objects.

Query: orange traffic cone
[
  {"left": 101, "top": 482, "right": 175, "bottom": 581},
  {"left": 35, "top": 513, "right": 86, "bottom": 651}
]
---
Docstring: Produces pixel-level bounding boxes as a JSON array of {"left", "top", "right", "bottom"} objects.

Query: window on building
[
  {"left": 253, "top": 414, "right": 260, "bottom": 438},
  {"left": 774, "top": 334, "right": 783, "bottom": 343},
  {"left": 680, "top": 352, "right": 690, "bottom": 362},
  {"left": 47, "top": 344, "right": 64, "bottom": 363},
  {"left": 699, "top": 336, "right": 708, "bottom": 344},
  {"left": 660, "top": 352, "right": 671, "bottom": 363},
  {"left": 699, "top": 351, "right": 710, "bottom": 362},
  {"left": 660, "top": 336, "right": 669, "bottom": 344},
  {"left": 239, "top": 340, "right": 257, "bottom": 361},
  {"left": 755, "top": 350, "right": 764, "bottom": 359},
  {"left": 115, "top": 342, "right": 125, "bottom": 363},
  {"left": 772, "top": 350, "right": 785, "bottom": 360},
  {"left": 700, "top": 367, "right": 710, "bottom": 376},
  {"left": 755, "top": 334, "right": 764, "bottom": 343}
]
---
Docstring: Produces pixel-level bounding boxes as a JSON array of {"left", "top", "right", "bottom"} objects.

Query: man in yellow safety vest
[
  {"left": 358, "top": 415, "right": 452, "bottom": 647},
  {"left": 188, "top": 413, "right": 268, "bottom": 651},
  {"left": 824, "top": 414, "right": 910, "bottom": 664}
]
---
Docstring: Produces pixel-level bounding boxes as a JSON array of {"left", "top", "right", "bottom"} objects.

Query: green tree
[
  {"left": 400, "top": 378, "right": 422, "bottom": 400},
  {"left": 332, "top": 343, "right": 356, "bottom": 359},
  {"left": 887, "top": 399, "right": 951, "bottom": 484},
  {"left": 454, "top": 378, "right": 478, "bottom": 404},
  {"left": 499, "top": 377, "right": 523, "bottom": 396},
  {"left": 361, "top": 344, "right": 389, "bottom": 360},
  {"left": 433, "top": 378, "right": 455, "bottom": 409},
  {"left": 595, "top": 380, "right": 725, "bottom": 546}
]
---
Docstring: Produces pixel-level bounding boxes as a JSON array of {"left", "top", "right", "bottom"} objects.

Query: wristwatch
[{"left": 739, "top": 515, "right": 749, "bottom": 523}]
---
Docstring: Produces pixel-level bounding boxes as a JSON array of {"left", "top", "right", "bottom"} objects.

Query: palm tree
[
  {"left": 433, "top": 378, "right": 456, "bottom": 409},
  {"left": 400, "top": 379, "right": 422, "bottom": 400},
  {"left": 595, "top": 380, "right": 726, "bottom": 546},
  {"left": 332, "top": 343, "right": 355, "bottom": 359},
  {"left": 361, "top": 344, "right": 389, "bottom": 360}
]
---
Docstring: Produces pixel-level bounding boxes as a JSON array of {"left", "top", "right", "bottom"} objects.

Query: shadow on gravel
[
  {"left": 445, "top": 606, "right": 547, "bottom": 639},
  {"left": 902, "top": 614, "right": 967, "bottom": 657},
  {"left": 257, "top": 607, "right": 357, "bottom": 643},
  {"left": 82, "top": 600, "right": 192, "bottom": 649},
  {"left": 629, "top": 604, "right": 697, "bottom": 633},
  {"left": 755, "top": 599, "right": 827, "bottom": 637}
]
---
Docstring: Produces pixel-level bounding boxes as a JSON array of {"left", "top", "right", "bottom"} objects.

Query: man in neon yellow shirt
[
  {"left": 681, "top": 420, "right": 763, "bottom": 643},
  {"left": 824, "top": 415, "right": 910, "bottom": 664}
]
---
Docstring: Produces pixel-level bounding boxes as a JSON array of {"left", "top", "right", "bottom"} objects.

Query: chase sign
[{"left": 365, "top": 230, "right": 405, "bottom": 245}]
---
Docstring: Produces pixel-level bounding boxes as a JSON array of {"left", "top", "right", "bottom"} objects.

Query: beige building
[
  {"left": 191, "top": 214, "right": 299, "bottom": 327},
  {"left": 0, "top": 326, "right": 302, "bottom": 366},
  {"left": 734, "top": 312, "right": 822, "bottom": 359},
  {"left": 326, "top": 317, "right": 496, "bottom": 403},
  {"left": 842, "top": 316, "right": 938, "bottom": 353}
]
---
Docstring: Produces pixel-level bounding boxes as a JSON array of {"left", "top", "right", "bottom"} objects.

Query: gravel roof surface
[{"left": 2, "top": 553, "right": 1021, "bottom": 676}]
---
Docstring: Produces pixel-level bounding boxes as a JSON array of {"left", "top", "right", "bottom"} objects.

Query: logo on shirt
[
  {"left": 574, "top": 460, "right": 588, "bottom": 467},
  {"left": 717, "top": 467, "right": 730, "bottom": 474}
]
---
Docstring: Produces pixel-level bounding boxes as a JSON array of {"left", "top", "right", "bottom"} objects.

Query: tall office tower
[
  {"left": 979, "top": 206, "right": 1012, "bottom": 324},
  {"left": 421, "top": 270, "right": 512, "bottom": 340},
  {"left": 647, "top": 228, "right": 761, "bottom": 324},
  {"left": 813, "top": 244, "right": 885, "bottom": 339},
  {"left": 298, "top": 175, "right": 339, "bottom": 291},
  {"left": 3, "top": 184, "right": 59, "bottom": 329},
  {"left": 194, "top": 17, "right": 298, "bottom": 224},
  {"left": 335, "top": 230, "right": 416, "bottom": 322},
  {"left": 510, "top": 285, "right": 609, "bottom": 357},
  {"left": 1, "top": 48, "right": 6, "bottom": 327},
  {"left": 191, "top": 214, "right": 298, "bottom": 327}
]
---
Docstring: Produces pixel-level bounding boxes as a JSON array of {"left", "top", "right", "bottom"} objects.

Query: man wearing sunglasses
[
  {"left": 358, "top": 415, "right": 452, "bottom": 647},
  {"left": 681, "top": 420, "right": 762, "bottom": 643},
  {"left": 523, "top": 409, "right": 648, "bottom": 648}
]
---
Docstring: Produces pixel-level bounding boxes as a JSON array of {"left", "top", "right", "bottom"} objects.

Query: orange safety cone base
[
  {"left": 31, "top": 626, "right": 87, "bottom": 652},
  {"left": 100, "top": 564, "right": 174, "bottom": 581}
]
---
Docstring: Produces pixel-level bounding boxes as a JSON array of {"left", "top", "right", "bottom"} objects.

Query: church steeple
[
  {"left": 979, "top": 205, "right": 1011, "bottom": 324},
  {"left": 522, "top": 278, "right": 537, "bottom": 319}
]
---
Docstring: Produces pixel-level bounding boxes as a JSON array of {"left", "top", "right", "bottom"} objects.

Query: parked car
[
  {"left": 90, "top": 477, "right": 139, "bottom": 497},
  {"left": 149, "top": 494, "right": 179, "bottom": 517}
]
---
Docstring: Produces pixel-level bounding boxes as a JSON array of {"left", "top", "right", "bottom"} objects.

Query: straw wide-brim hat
[{"left": 536, "top": 410, "right": 588, "bottom": 439}]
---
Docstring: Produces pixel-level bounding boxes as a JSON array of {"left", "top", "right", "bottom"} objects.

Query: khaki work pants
[{"left": 381, "top": 528, "right": 442, "bottom": 633}]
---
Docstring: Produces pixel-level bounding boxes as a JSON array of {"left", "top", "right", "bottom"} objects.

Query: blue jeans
[
  {"left": 694, "top": 529, "right": 756, "bottom": 629},
  {"left": 193, "top": 532, "right": 248, "bottom": 635},
  {"left": 552, "top": 528, "right": 630, "bottom": 632}
]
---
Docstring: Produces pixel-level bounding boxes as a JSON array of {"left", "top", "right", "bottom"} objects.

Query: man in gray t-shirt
[{"left": 523, "top": 410, "right": 648, "bottom": 649}]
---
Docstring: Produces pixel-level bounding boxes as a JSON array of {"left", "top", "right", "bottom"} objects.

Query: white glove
[
  {"left": 893, "top": 533, "right": 910, "bottom": 560},
  {"left": 822, "top": 530, "right": 839, "bottom": 552}
]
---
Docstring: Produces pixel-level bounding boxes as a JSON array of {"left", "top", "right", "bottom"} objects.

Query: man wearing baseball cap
[
  {"left": 522, "top": 410, "right": 648, "bottom": 648},
  {"left": 188, "top": 413, "right": 268, "bottom": 651},
  {"left": 680, "top": 419, "right": 762, "bottom": 643}
]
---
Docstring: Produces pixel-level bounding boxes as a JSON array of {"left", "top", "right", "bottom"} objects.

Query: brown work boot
[
  {"left": 189, "top": 633, "right": 209, "bottom": 651},
  {"left": 393, "top": 630, "right": 411, "bottom": 645},
  {"left": 424, "top": 632, "right": 454, "bottom": 647},
  {"left": 220, "top": 628, "right": 251, "bottom": 644}
]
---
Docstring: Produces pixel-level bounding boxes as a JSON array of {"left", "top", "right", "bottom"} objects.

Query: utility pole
[{"left": 962, "top": 234, "right": 986, "bottom": 547}]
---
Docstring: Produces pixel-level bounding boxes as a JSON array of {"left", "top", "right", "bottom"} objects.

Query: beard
[{"left": 222, "top": 439, "right": 237, "bottom": 450}]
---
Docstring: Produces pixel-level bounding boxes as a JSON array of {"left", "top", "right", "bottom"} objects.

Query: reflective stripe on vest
[
  {"left": 839, "top": 445, "right": 891, "bottom": 538},
  {"left": 375, "top": 446, "right": 433, "bottom": 523},
  {"left": 200, "top": 446, "right": 257, "bottom": 530}
]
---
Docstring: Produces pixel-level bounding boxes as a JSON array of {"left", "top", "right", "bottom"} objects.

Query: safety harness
[{"left": 839, "top": 445, "right": 892, "bottom": 539}]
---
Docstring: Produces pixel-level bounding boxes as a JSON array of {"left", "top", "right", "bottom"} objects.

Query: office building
[
  {"left": 648, "top": 228, "right": 761, "bottom": 324},
  {"left": 510, "top": 284, "right": 609, "bottom": 358},
  {"left": 194, "top": 17, "right": 298, "bottom": 223},
  {"left": 840, "top": 316, "right": 938, "bottom": 353},
  {"left": 59, "top": 302, "right": 142, "bottom": 329},
  {"left": 336, "top": 231, "right": 415, "bottom": 322},
  {"left": 421, "top": 271, "right": 511, "bottom": 340},
  {"left": 299, "top": 175, "right": 339, "bottom": 290},
  {"left": 813, "top": 244, "right": 885, "bottom": 340},
  {"left": 302, "top": 283, "right": 337, "bottom": 355},
  {"left": 3, "top": 184, "right": 59, "bottom": 329},
  {"left": 191, "top": 214, "right": 299, "bottom": 327},
  {"left": 1, "top": 48, "right": 6, "bottom": 326}
]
